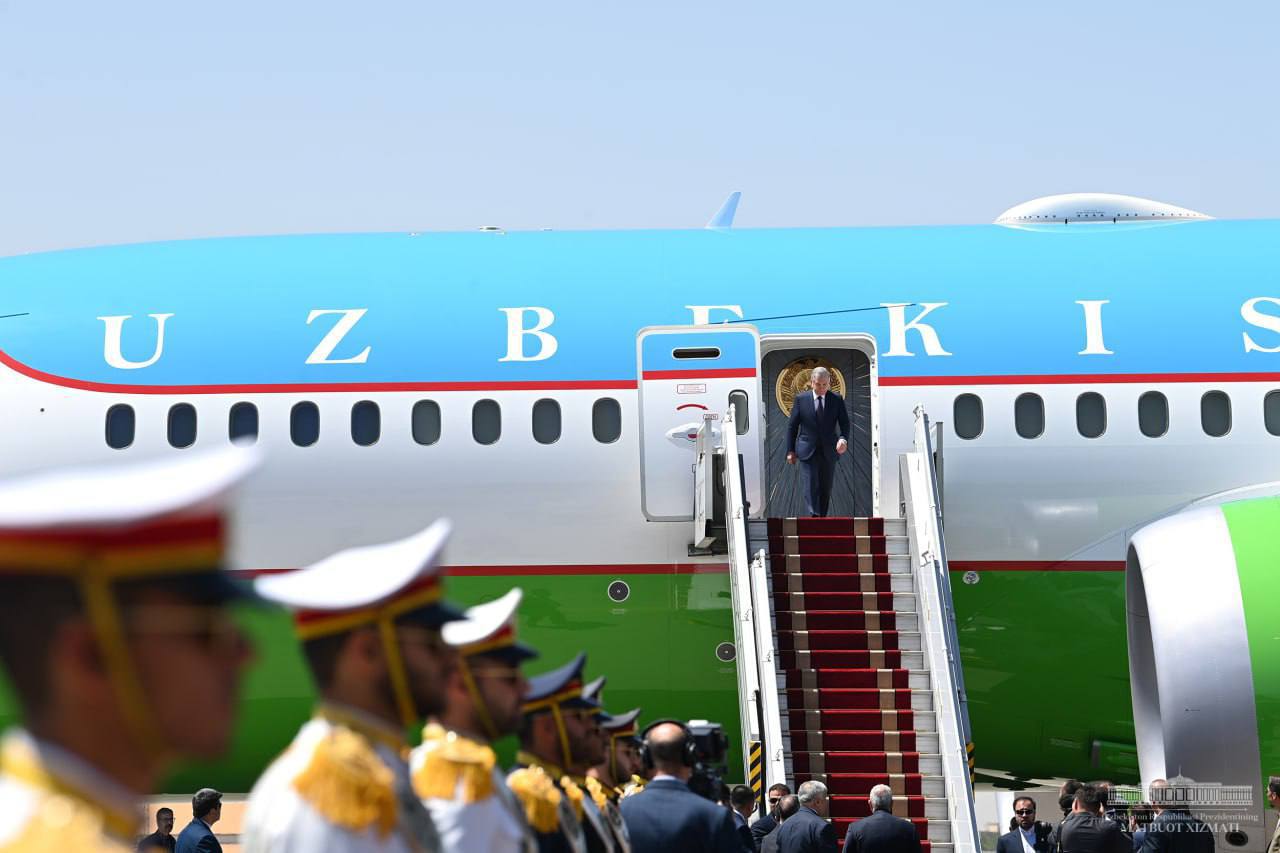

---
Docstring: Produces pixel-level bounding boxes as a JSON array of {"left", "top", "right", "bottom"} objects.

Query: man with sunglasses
[
  {"left": 0, "top": 449, "right": 260, "bottom": 852},
  {"left": 999, "top": 798, "right": 1055, "bottom": 853},
  {"left": 751, "top": 784, "right": 794, "bottom": 851},
  {"left": 242, "top": 520, "right": 464, "bottom": 853},
  {"left": 413, "top": 587, "right": 539, "bottom": 852}
]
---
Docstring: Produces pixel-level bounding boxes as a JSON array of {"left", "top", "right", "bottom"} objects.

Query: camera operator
[
  {"left": 620, "top": 721, "right": 743, "bottom": 853},
  {"left": 1048, "top": 784, "right": 1130, "bottom": 853}
]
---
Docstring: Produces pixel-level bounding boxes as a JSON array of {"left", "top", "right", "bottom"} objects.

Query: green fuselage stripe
[{"left": 1222, "top": 497, "right": 1280, "bottom": 785}]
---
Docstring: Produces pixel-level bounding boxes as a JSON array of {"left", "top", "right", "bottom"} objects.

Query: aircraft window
[
  {"left": 473, "top": 399, "right": 501, "bottom": 445},
  {"left": 412, "top": 400, "right": 442, "bottom": 445},
  {"left": 167, "top": 403, "right": 197, "bottom": 449},
  {"left": 351, "top": 400, "right": 381, "bottom": 446},
  {"left": 1076, "top": 392, "right": 1107, "bottom": 438},
  {"left": 729, "top": 390, "right": 750, "bottom": 435},
  {"left": 592, "top": 398, "right": 622, "bottom": 443},
  {"left": 229, "top": 402, "right": 258, "bottom": 444},
  {"left": 291, "top": 402, "right": 320, "bottom": 447},
  {"left": 1200, "top": 391, "right": 1231, "bottom": 437},
  {"left": 953, "top": 394, "right": 983, "bottom": 440},
  {"left": 1138, "top": 391, "right": 1168, "bottom": 438},
  {"left": 1015, "top": 393, "right": 1045, "bottom": 439},
  {"left": 105, "top": 404, "right": 135, "bottom": 449},
  {"left": 532, "top": 399, "right": 561, "bottom": 444},
  {"left": 1266, "top": 391, "right": 1280, "bottom": 436}
]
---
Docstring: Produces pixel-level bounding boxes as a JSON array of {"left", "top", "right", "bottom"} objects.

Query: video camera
[{"left": 684, "top": 719, "right": 729, "bottom": 802}]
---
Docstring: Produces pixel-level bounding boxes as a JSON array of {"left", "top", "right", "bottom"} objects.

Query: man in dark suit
[
  {"left": 843, "top": 784, "right": 921, "bottom": 853},
  {"left": 619, "top": 721, "right": 743, "bottom": 853},
  {"left": 752, "top": 784, "right": 793, "bottom": 851},
  {"left": 730, "top": 784, "right": 757, "bottom": 850},
  {"left": 137, "top": 807, "right": 176, "bottom": 852},
  {"left": 762, "top": 796, "right": 800, "bottom": 853},
  {"left": 998, "top": 797, "right": 1054, "bottom": 853},
  {"left": 776, "top": 780, "right": 838, "bottom": 853},
  {"left": 1050, "top": 784, "right": 1130, "bottom": 853},
  {"left": 175, "top": 788, "right": 223, "bottom": 853},
  {"left": 1139, "top": 780, "right": 1214, "bottom": 853},
  {"left": 786, "top": 366, "right": 850, "bottom": 517}
]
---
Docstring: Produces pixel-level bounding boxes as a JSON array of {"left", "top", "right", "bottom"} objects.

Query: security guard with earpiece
[
  {"left": 242, "top": 520, "right": 464, "bottom": 853},
  {"left": 619, "top": 721, "right": 741, "bottom": 853},
  {"left": 0, "top": 448, "right": 261, "bottom": 853},
  {"left": 412, "top": 588, "right": 539, "bottom": 853}
]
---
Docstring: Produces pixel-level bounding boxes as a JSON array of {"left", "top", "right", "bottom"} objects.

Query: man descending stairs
[{"left": 749, "top": 516, "right": 954, "bottom": 853}]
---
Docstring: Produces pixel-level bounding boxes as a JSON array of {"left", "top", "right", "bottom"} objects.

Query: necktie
[{"left": 817, "top": 395, "right": 824, "bottom": 419}]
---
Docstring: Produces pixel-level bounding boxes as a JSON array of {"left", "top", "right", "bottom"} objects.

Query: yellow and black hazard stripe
[
  {"left": 966, "top": 741, "right": 975, "bottom": 782},
  {"left": 748, "top": 741, "right": 764, "bottom": 801}
]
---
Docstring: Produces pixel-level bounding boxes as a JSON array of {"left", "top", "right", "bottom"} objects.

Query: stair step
[
  {"left": 789, "top": 751, "right": 943, "bottom": 775},
  {"left": 776, "top": 629, "right": 923, "bottom": 652},
  {"left": 783, "top": 687, "right": 934, "bottom": 712},
  {"left": 769, "top": 534, "right": 910, "bottom": 555},
  {"left": 772, "top": 572, "right": 914, "bottom": 594},
  {"left": 775, "top": 611, "right": 918, "bottom": 632},
  {"left": 831, "top": 818, "right": 951, "bottom": 844},
  {"left": 829, "top": 795, "right": 948, "bottom": 820},
  {"left": 787, "top": 729, "right": 939, "bottom": 753},
  {"left": 821, "top": 772, "right": 946, "bottom": 798},
  {"left": 773, "top": 591, "right": 916, "bottom": 612},
  {"left": 750, "top": 516, "right": 906, "bottom": 540},
  {"left": 767, "top": 517, "right": 888, "bottom": 536},
  {"left": 770, "top": 554, "right": 909, "bottom": 574},
  {"left": 778, "top": 649, "right": 925, "bottom": 670},
  {"left": 780, "top": 669, "right": 930, "bottom": 690},
  {"left": 787, "top": 708, "right": 932, "bottom": 731}
]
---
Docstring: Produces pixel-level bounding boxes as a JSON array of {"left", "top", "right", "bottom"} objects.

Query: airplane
[{"left": 0, "top": 191, "right": 1277, "bottom": 800}]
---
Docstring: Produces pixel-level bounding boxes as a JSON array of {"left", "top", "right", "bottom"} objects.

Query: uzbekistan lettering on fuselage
[{"left": 94, "top": 298, "right": 1280, "bottom": 370}]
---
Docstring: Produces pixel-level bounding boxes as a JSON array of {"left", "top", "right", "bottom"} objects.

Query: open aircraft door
[{"left": 637, "top": 325, "right": 762, "bottom": 521}]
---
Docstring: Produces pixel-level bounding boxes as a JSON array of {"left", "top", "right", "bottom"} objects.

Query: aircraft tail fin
[{"left": 705, "top": 192, "right": 741, "bottom": 229}]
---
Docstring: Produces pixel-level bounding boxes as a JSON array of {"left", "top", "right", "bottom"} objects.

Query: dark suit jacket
[
  {"left": 1139, "top": 811, "right": 1215, "bottom": 853},
  {"left": 998, "top": 824, "right": 1055, "bottom": 853},
  {"left": 1052, "top": 812, "right": 1131, "bottom": 853},
  {"left": 734, "top": 810, "right": 755, "bottom": 851},
  {"left": 753, "top": 813, "right": 779, "bottom": 851},
  {"left": 786, "top": 390, "right": 849, "bottom": 461},
  {"left": 776, "top": 805, "right": 838, "bottom": 853},
  {"left": 619, "top": 777, "right": 744, "bottom": 853},
  {"left": 174, "top": 819, "right": 221, "bottom": 853},
  {"left": 762, "top": 826, "right": 783, "bottom": 853},
  {"left": 843, "top": 809, "right": 922, "bottom": 853}
]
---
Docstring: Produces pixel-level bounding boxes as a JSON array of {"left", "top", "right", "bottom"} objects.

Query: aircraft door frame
[{"left": 636, "top": 325, "right": 763, "bottom": 521}]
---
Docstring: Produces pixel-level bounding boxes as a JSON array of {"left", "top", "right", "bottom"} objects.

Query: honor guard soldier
[
  {"left": 512, "top": 653, "right": 609, "bottom": 853},
  {"left": 0, "top": 449, "right": 260, "bottom": 852},
  {"left": 411, "top": 588, "right": 538, "bottom": 853},
  {"left": 242, "top": 520, "right": 464, "bottom": 853},
  {"left": 578, "top": 681, "right": 631, "bottom": 853},
  {"left": 590, "top": 708, "right": 643, "bottom": 801}
]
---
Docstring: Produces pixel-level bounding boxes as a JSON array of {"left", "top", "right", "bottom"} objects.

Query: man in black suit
[
  {"left": 1139, "top": 780, "right": 1214, "bottom": 853},
  {"left": 752, "top": 784, "right": 793, "bottom": 851},
  {"left": 175, "top": 788, "right": 223, "bottom": 853},
  {"left": 730, "top": 784, "right": 757, "bottom": 850},
  {"left": 776, "top": 780, "right": 838, "bottom": 853},
  {"left": 619, "top": 721, "right": 743, "bottom": 853},
  {"left": 762, "top": 796, "right": 800, "bottom": 853},
  {"left": 786, "top": 366, "right": 850, "bottom": 517},
  {"left": 843, "top": 784, "right": 922, "bottom": 853},
  {"left": 998, "top": 797, "right": 1054, "bottom": 853},
  {"left": 1050, "top": 784, "right": 1131, "bottom": 853}
]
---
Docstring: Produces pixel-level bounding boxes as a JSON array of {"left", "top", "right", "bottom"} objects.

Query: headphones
[{"left": 638, "top": 718, "right": 698, "bottom": 770}]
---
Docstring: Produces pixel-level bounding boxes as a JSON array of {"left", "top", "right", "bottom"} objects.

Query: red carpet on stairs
[{"left": 767, "top": 516, "right": 939, "bottom": 848}]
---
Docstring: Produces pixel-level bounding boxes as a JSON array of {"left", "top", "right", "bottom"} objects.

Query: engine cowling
[{"left": 1127, "top": 496, "right": 1280, "bottom": 852}]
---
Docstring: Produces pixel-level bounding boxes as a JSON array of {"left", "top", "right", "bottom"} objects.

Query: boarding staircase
[{"left": 697, "top": 406, "right": 978, "bottom": 853}]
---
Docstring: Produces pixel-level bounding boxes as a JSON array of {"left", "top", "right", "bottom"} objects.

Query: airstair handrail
[{"left": 901, "top": 406, "right": 980, "bottom": 853}]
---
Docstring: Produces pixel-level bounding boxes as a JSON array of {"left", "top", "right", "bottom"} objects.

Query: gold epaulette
[
  {"left": 583, "top": 776, "right": 609, "bottom": 810},
  {"left": 413, "top": 726, "right": 495, "bottom": 804},
  {"left": 292, "top": 726, "right": 397, "bottom": 838},
  {"left": 0, "top": 793, "right": 132, "bottom": 853},
  {"left": 621, "top": 774, "right": 646, "bottom": 798},
  {"left": 559, "top": 776, "right": 585, "bottom": 821},
  {"left": 506, "top": 765, "right": 562, "bottom": 834}
]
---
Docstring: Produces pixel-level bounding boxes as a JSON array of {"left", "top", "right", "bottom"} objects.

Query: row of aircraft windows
[
  {"left": 952, "top": 390, "right": 1280, "bottom": 440},
  {"left": 104, "top": 398, "right": 625, "bottom": 450}
]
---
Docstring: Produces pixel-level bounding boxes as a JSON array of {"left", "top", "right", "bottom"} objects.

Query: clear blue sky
[{"left": 1, "top": 1, "right": 1276, "bottom": 255}]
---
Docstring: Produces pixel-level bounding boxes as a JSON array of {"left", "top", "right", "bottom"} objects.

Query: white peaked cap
[
  {"left": 444, "top": 587, "right": 522, "bottom": 647},
  {"left": 0, "top": 446, "right": 261, "bottom": 531},
  {"left": 255, "top": 518, "right": 455, "bottom": 612}
]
